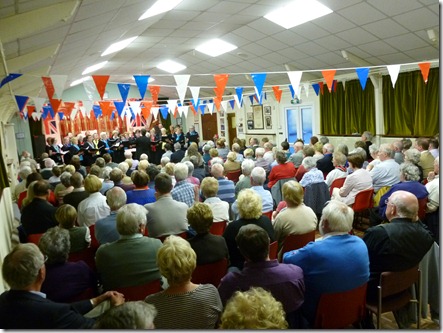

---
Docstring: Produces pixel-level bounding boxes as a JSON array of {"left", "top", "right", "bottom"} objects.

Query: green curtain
[
  {"left": 383, "top": 68, "right": 439, "bottom": 136},
  {"left": 320, "top": 79, "right": 375, "bottom": 135}
]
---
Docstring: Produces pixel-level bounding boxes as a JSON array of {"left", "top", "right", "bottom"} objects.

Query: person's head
[
  {"left": 255, "top": 147, "right": 265, "bottom": 158},
  {"left": 250, "top": 167, "right": 266, "bottom": 186},
  {"left": 250, "top": 137, "right": 259, "bottom": 146},
  {"left": 282, "top": 180, "right": 304, "bottom": 207},
  {"left": 106, "top": 186, "right": 127, "bottom": 211},
  {"left": 55, "top": 204, "right": 77, "bottom": 229},
  {"left": 51, "top": 166, "right": 61, "bottom": 178},
  {"left": 110, "top": 168, "right": 124, "bottom": 183},
  {"left": 173, "top": 142, "right": 182, "bottom": 151},
  {"left": 101, "top": 166, "right": 113, "bottom": 180},
  {"left": 260, "top": 137, "right": 269, "bottom": 146},
  {"left": 89, "top": 165, "right": 101, "bottom": 177},
  {"left": 174, "top": 163, "right": 188, "bottom": 182},
  {"left": 124, "top": 150, "right": 133, "bottom": 160},
  {"left": 264, "top": 141, "right": 273, "bottom": 151},
  {"left": 354, "top": 140, "right": 366, "bottom": 150},
  {"left": 336, "top": 143, "right": 349, "bottom": 156},
  {"left": 70, "top": 172, "right": 84, "bottom": 188},
  {"left": 141, "top": 128, "right": 147, "bottom": 136},
  {"left": 301, "top": 156, "right": 317, "bottom": 170},
  {"left": 131, "top": 170, "right": 149, "bottom": 188},
  {"left": 280, "top": 140, "right": 289, "bottom": 150},
  {"left": 323, "top": 143, "right": 334, "bottom": 154},
  {"left": 38, "top": 227, "right": 70, "bottom": 265},
  {"left": 347, "top": 153, "right": 364, "bottom": 169},
  {"left": 319, "top": 200, "right": 354, "bottom": 235},
  {"left": 160, "top": 157, "right": 170, "bottom": 167},
  {"left": 64, "top": 164, "right": 76, "bottom": 175},
  {"left": 378, "top": 143, "right": 394, "bottom": 160},
  {"left": 332, "top": 151, "right": 347, "bottom": 167},
  {"left": 44, "top": 158, "right": 56, "bottom": 169},
  {"left": 403, "top": 148, "right": 421, "bottom": 165},
  {"left": 26, "top": 172, "right": 43, "bottom": 188},
  {"left": 399, "top": 163, "right": 420, "bottom": 182},
  {"left": 139, "top": 154, "right": 149, "bottom": 162},
  {"left": 401, "top": 138, "right": 413, "bottom": 151},
  {"left": 392, "top": 140, "right": 403, "bottom": 152},
  {"left": 94, "top": 301, "right": 157, "bottom": 329},
  {"left": 243, "top": 148, "right": 254, "bottom": 159},
  {"left": 84, "top": 174, "right": 102, "bottom": 193},
  {"left": 71, "top": 137, "right": 78, "bottom": 145},
  {"left": 320, "top": 136, "right": 329, "bottom": 145},
  {"left": 293, "top": 141, "right": 304, "bottom": 152},
  {"left": 33, "top": 180, "right": 50, "bottom": 197},
  {"left": 95, "top": 157, "right": 105, "bottom": 168},
  {"left": 385, "top": 190, "right": 419, "bottom": 221},
  {"left": 187, "top": 203, "right": 213, "bottom": 234},
  {"left": 103, "top": 153, "right": 112, "bottom": 163},
  {"left": 147, "top": 165, "right": 160, "bottom": 182},
  {"left": 368, "top": 144, "right": 379, "bottom": 159},
  {"left": 70, "top": 155, "right": 81, "bottom": 169},
  {"left": 183, "top": 161, "right": 194, "bottom": 177},
  {"left": 200, "top": 177, "right": 219, "bottom": 199},
  {"left": 211, "top": 163, "right": 224, "bottom": 178},
  {"left": 236, "top": 224, "right": 269, "bottom": 262},
  {"left": 241, "top": 159, "right": 255, "bottom": 176},
  {"left": 116, "top": 204, "right": 147, "bottom": 236},
  {"left": 93, "top": 132, "right": 99, "bottom": 140},
  {"left": 154, "top": 173, "right": 173, "bottom": 194},
  {"left": 164, "top": 162, "right": 175, "bottom": 176},
  {"left": 351, "top": 147, "right": 367, "bottom": 161},
  {"left": 124, "top": 159, "right": 133, "bottom": 169},
  {"left": 415, "top": 137, "right": 430, "bottom": 151},
  {"left": 86, "top": 134, "right": 93, "bottom": 142},
  {"left": 157, "top": 235, "right": 196, "bottom": 286},
  {"left": 18, "top": 166, "right": 32, "bottom": 181},
  {"left": 429, "top": 137, "right": 439, "bottom": 150},
  {"left": 275, "top": 151, "right": 287, "bottom": 164},
  {"left": 361, "top": 131, "right": 373, "bottom": 142},
  {"left": 237, "top": 188, "right": 262, "bottom": 220},
  {"left": 2, "top": 243, "right": 46, "bottom": 290},
  {"left": 310, "top": 136, "right": 319, "bottom": 146},
  {"left": 231, "top": 143, "right": 241, "bottom": 153},
  {"left": 226, "top": 151, "right": 237, "bottom": 162},
  {"left": 313, "top": 142, "right": 324, "bottom": 154},
  {"left": 433, "top": 156, "right": 439, "bottom": 174},
  {"left": 209, "top": 147, "right": 219, "bottom": 158},
  {"left": 302, "top": 146, "right": 315, "bottom": 157},
  {"left": 118, "top": 162, "right": 129, "bottom": 175},
  {"left": 220, "top": 287, "right": 288, "bottom": 329}
]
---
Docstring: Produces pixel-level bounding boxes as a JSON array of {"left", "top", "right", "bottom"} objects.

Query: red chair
[
  {"left": 192, "top": 258, "right": 228, "bottom": 286},
  {"left": 226, "top": 169, "right": 242, "bottom": 183},
  {"left": 352, "top": 188, "right": 374, "bottom": 226},
  {"left": 27, "top": 233, "right": 44, "bottom": 245},
  {"left": 67, "top": 287, "right": 97, "bottom": 303},
  {"left": 114, "top": 279, "right": 162, "bottom": 301},
  {"left": 68, "top": 247, "right": 97, "bottom": 272},
  {"left": 262, "top": 211, "right": 273, "bottom": 220},
  {"left": 314, "top": 283, "right": 367, "bottom": 328},
  {"left": 280, "top": 230, "right": 315, "bottom": 262},
  {"left": 269, "top": 241, "right": 278, "bottom": 260},
  {"left": 329, "top": 177, "right": 346, "bottom": 196},
  {"left": 417, "top": 197, "right": 428, "bottom": 221},
  {"left": 88, "top": 225, "right": 100, "bottom": 249},
  {"left": 157, "top": 231, "right": 188, "bottom": 243},
  {"left": 209, "top": 221, "right": 227, "bottom": 236}
]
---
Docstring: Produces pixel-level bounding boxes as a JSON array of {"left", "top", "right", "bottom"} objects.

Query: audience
[
  {"left": 145, "top": 236, "right": 223, "bottom": 329},
  {"left": 299, "top": 156, "right": 324, "bottom": 187},
  {"left": 295, "top": 146, "right": 315, "bottom": 181},
  {"left": 211, "top": 163, "right": 235, "bottom": 204},
  {"left": 125, "top": 170, "right": 156, "bottom": 205},
  {"left": 63, "top": 172, "right": 89, "bottom": 210},
  {"left": 224, "top": 151, "right": 241, "bottom": 174},
  {"left": 366, "top": 144, "right": 380, "bottom": 171},
  {"left": 220, "top": 287, "right": 288, "bottom": 329},
  {"left": 95, "top": 204, "right": 162, "bottom": 291},
  {"left": 267, "top": 151, "right": 297, "bottom": 188},
  {"left": 254, "top": 147, "right": 270, "bottom": 172},
  {"left": 56, "top": 204, "right": 90, "bottom": 253},
  {"left": 171, "top": 163, "right": 196, "bottom": 207},
  {"left": 99, "top": 166, "right": 114, "bottom": 194},
  {"left": 415, "top": 137, "right": 435, "bottom": 178},
  {"left": 234, "top": 159, "right": 254, "bottom": 197},
  {"left": 369, "top": 143, "right": 400, "bottom": 193},
  {"left": 200, "top": 177, "right": 229, "bottom": 222},
  {"left": 54, "top": 171, "right": 73, "bottom": 205},
  {"left": 14, "top": 165, "right": 32, "bottom": 200},
  {"left": 403, "top": 148, "right": 424, "bottom": 182},
  {"left": 324, "top": 151, "right": 347, "bottom": 188},
  {"left": 288, "top": 140, "right": 304, "bottom": 168},
  {"left": 77, "top": 175, "right": 110, "bottom": 227},
  {"left": 316, "top": 143, "right": 334, "bottom": 175},
  {"left": 94, "top": 301, "right": 157, "bottom": 329}
]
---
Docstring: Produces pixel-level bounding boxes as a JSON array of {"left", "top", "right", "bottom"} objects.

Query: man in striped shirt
[{"left": 211, "top": 163, "right": 235, "bottom": 204}]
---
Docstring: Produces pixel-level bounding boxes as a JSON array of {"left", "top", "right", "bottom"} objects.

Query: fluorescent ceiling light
[
  {"left": 157, "top": 60, "right": 186, "bottom": 73},
  {"left": 101, "top": 36, "right": 138, "bottom": 56},
  {"left": 82, "top": 61, "right": 108, "bottom": 75},
  {"left": 195, "top": 38, "right": 238, "bottom": 57},
  {"left": 139, "top": 0, "right": 183, "bottom": 20},
  {"left": 264, "top": 0, "right": 333, "bottom": 29},
  {"left": 70, "top": 76, "right": 91, "bottom": 87}
]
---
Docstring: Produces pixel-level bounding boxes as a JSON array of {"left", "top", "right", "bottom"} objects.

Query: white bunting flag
[
  {"left": 387, "top": 65, "right": 401, "bottom": 88},
  {"left": 174, "top": 74, "right": 191, "bottom": 105},
  {"left": 167, "top": 100, "right": 178, "bottom": 115},
  {"left": 287, "top": 71, "right": 303, "bottom": 98},
  {"left": 50, "top": 75, "right": 68, "bottom": 99}
]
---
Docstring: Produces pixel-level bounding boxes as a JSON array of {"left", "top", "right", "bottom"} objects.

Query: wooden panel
[{"left": 201, "top": 113, "right": 218, "bottom": 141}]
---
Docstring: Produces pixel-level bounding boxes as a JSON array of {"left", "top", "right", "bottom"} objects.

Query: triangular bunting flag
[
  {"left": 167, "top": 100, "right": 178, "bottom": 115},
  {"left": 149, "top": 86, "right": 160, "bottom": 105},
  {"left": 272, "top": 86, "right": 282, "bottom": 103},
  {"left": 174, "top": 74, "right": 190, "bottom": 105},
  {"left": 42, "top": 77, "right": 55, "bottom": 99},
  {"left": 251, "top": 73, "right": 267, "bottom": 104},
  {"left": 50, "top": 75, "right": 67, "bottom": 99},
  {"left": 81, "top": 100, "right": 94, "bottom": 117},
  {"left": 355, "top": 68, "right": 370, "bottom": 90},
  {"left": 249, "top": 95, "right": 254, "bottom": 105},
  {"left": 234, "top": 87, "right": 244, "bottom": 108},
  {"left": 92, "top": 75, "right": 110, "bottom": 100},
  {"left": 288, "top": 84, "right": 295, "bottom": 99},
  {"left": 207, "top": 102, "right": 214, "bottom": 115},
  {"left": 93, "top": 104, "right": 102, "bottom": 118},
  {"left": 160, "top": 106, "right": 169, "bottom": 119},
  {"left": 114, "top": 101, "right": 126, "bottom": 117},
  {"left": 319, "top": 82, "right": 325, "bottom": 95},
  {"left": 27, "top": 105, "right": 35, "bottom": 119},
  {"left": 58, "top": 112, "right": 64, "bottom": 120},
  {"left": 63, "top": 102, "right": 75, "bottom": 118},
  {"left": 190, "top": 86, "right": 200, "bottom": 108},
  {"left": 287, "top": 71, "right": 303, "bottom": 97},
  {"left": 178, "top": 106, "right": 189, "bottom": 118},
  {"left": 15, "top": 95, "right": 29, "bottom": 113},
  {"left": 49, "top": 98, "right": 62, "bottom": 112},
  {"left": 321, "top": 70, "right": 336, "bottom": 92},
  {"left": 70, "top": 107, "right": 78, "bottom": 120},
  {"left": 199, "top": 104, "right": 206, "bottom": 115},
  {"left": 141, "top": 100, "right": 153, "bottom": 120},
  {"left": 213, "top": 96, "right": 221, "bottom": 111},
  {"left": 387, "top": 65, "right": 401, "bottom": 88},
  {"left": 32, "top": 97, "right": 46, "bottom": 115},
  {"left": 151, "top": 107, "right": 159, "bottom": 120},
  {"left": 221, "top": 100, "right": 228, "bottom": 112},
  {"left": 312, "top": 83, "right": 320, "bottom": 96},
  {"left": 118, "top": 83, "right": 131, "bottom": 102},
  {"left": 228, "top": 100, "right": 235, "bottom": 110},
  {"left": 99, "top": 101, "right": 113, "bottom": 116},
  {"left": 0, "top": 73, "right": 22, "bottom": 88},
  {"left": 213, "top": 74, "right": 229, "bottom": 98},
  {"left": 418, "top": 62, "right": 431, "bottom": 83},
  {"left": 129, "top": 101, "right": 142, "bottom": 115},
  {"left": 134, "top": 75, "right": 150, "bottom": 99}
]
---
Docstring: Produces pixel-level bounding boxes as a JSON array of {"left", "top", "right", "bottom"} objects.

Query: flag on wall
[{"left": 44, "top": 119, "right": 58, "bottom": 136}]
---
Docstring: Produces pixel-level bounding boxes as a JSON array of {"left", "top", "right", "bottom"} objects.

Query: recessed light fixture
[
  {"left": 264, "top": 0, "right": 333, "bottom": 29},
  {"left": 82, "top": 61, "right": 108, "bottom": 75},
  {"left": 139, "top": 0, "right": 183, "bottom": 20},
  {"left": 70, "top": 76, "right": 91, "bottom": 87},
  {"left": 157, "top": 60, "right": 186, "bottom": 73},
  {"left": 101, "top": 36, "right": 138, "bottom": 56},
  {"left": 195, "top": 38, "right": 238, "bottom": 57}
]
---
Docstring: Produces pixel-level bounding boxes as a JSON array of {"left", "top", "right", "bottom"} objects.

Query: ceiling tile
[
  {"left": 296, "top": 41, "right": 330, "bottom": 57},
  {"left": 336, "top": 27, "right": 378, "bottom": 46},
  {"left": 377, "top": 53, "right": 414, "bottom": 65},
  {"left": 314, "top": 35, "right": 352, "bottom": 51},
  {"left": 393, "top": 7, "right": 439, "bottom": 31},
  {"left": 338, "top": 2, "right": 386, "bottom": 25},
  {"left": 232, "top": 25, "right": 267, "bottom": 42},
  {"left": 357, "top": 40, "right": 399, "bottom": 57},
  {"left": 313, "top": 13, "right": 356, "bottom": 34},
  {"left": 292, "top": 22, "right": 330, "bottom": 40},
  {"left": 255, "top": 36, "right": 288, "bottom": 51},
  {"left": 362, "top": 18, "right": 409, "bottom": 39},
  {"left": 271, "top": 30, "right": 307, "bottom": 46},
  {"left": 365, "top": 0, "right": 422, "bottom": 16},
  {"left": 383, "top": 33, "right": 429, "bottom": 52}
]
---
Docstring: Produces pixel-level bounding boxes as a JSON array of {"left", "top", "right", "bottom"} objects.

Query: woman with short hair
[
  {"left": 267, "top": 151, "right": 297, "bottom": 188},
  {"left": 125, "top": 170, "right": 156, "bottom": 205},
  {"left": 325, "top": 151, "right": 348, "bottom": 188},
  {"left": 223, "top": 151, "right": 241, "bottom": 174},
  {"left": 56, "top": 204, "right": 90, "bottom": 253},
  {"left": 77, "top": 175, "right": 110, "bottom": 227},
  {"left": 299, "top": 156, "right": 324, "bottom": 187},
  {"left": 200, "top": 177, "right": 229, "bottom": 222}
]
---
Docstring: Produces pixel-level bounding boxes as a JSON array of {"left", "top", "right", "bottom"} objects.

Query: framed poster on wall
[
  {"left": 265, "top": 116, "right": 272, "bottom": 129},
  {"left": 252, "top": 105, "right": 264, "bottom": 129}
]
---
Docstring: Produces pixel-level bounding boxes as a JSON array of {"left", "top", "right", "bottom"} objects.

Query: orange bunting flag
[
  {"left": 92, "top": 75, "right": 110, "bottom": 100},
  {"left": 49, "top": 98, "right": 62, "bottom": 112},
  {"left": 141, "top": 100, "right": 153, "bottom": 120},
  {"left": 189, "top": 103, "right": 197, "bottom": 116},
  {"left": 213, "top": 96, "right": 222, "bottom": 111},
  {"left": 99, "top": 101, "right": 113, "bottom": 116},
  {"left": 213, "top": 74, "right": 229, "bottom": 99},
  {"left": 63, "top": 102, "right": 75, "bottom": 118},
  {"left": 149, "top": 86, "right": 161, "bottom": 105},
  {"left": 318, "top": 82, "right": 325, "bottom": 95},
  {"left": 321, "top": 70, "right": 336, "bottom": 92},
  {"left": 272, "top": 86, "right": 282, "bottom": 103},
  {"left": 27, "top": 105, "right": 35, "bottom": 119},
  {"left": 418, "top": 62, "right": 431, "bottom": 83},
  {"left": 173, "top": 106, "right": 178, "bottom": 119},
  {"left": 42, "top": 77, "right": 55, "bottom": 99}
]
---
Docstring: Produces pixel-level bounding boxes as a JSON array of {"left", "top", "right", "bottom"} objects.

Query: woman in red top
[{"left": 267, "top": 151, "right": 296, "bottom": 188}]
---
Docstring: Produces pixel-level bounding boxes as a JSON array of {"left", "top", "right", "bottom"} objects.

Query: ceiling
[{"left": 0, "top": 0, "right": 439, "bottom": 121}]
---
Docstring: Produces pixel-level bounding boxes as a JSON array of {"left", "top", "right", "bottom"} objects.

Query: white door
[{"left": 286, "top": 106, "right": 313, "bottom": 153}]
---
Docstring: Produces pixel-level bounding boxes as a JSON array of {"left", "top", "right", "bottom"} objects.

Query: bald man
[
  {"left": 363, "top": 190, "right": 433, "bottom": 300},
  {"left": 289, "top": 141, "right": 304, "bottom": 168}
]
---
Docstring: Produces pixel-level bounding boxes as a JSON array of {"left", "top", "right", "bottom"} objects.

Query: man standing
[
  {"left": 283, "top": 200, "right": 369, "bottom": 326},
  {"left": 135, "top": 128, "right": 150, "bottom": 160}
]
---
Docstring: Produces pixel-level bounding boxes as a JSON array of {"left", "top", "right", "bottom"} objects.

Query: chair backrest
[
  {"left": 114, "top": 279, "right": 162, "bottom": 301},
  {"left": 314, "top": 282, "right": 367, "bottom": 329},
  {"left": 226, "top": 169, "right": 242, "bottom": 183},
  {"left": 262, "top": 211, "right": 273, "bottom": 220},
  {"left": 192, "top": 257, "right": 228, "bottom": 286},
  {"left": 27, "top": 233, "right": 44, "bottom": 245},
  {"left": 304, "top": 182, "right": 331, "bottom": 215},
  {"left": 157, "top": 231, "right": 188, "bottom": 243},
  {"left": 417, "top": 197, "right": 428, "bottom": 221},
  {"left": 68, "top": 247, "right": 97, "bottom": 271},
  {"left": 271, "top": 177, "right": 296, "bottom": 209},
  {"left": 89, "top": 225, "right": 100, "bottom": 249},
  {"left": 329, "top": 177, "right": 346, "bottom": 196},
  {"left": 281, "top": 230, "right": 315, "bottom": 255},
  {"left": 269, "top": 241, "right": 278, "bottom": 260},
  {"left": 352, "top": 188, "right": 374, "bottom": 212},
  {"left": 209, "top": 221, "right": 227, "bottom": 236},
  {"left": 379, "top": 265, "right": 420, "bottom": 299}
]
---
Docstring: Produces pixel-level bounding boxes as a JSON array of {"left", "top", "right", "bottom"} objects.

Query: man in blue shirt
[
  {"left": 283, "top": 200, "right": 369, "bottom": 326},
  {"left": 171, "top": 163, "right": 195, "bottom": 207},
  {"left": 211, "top": 163, "right": 235, "bottom": 204}
]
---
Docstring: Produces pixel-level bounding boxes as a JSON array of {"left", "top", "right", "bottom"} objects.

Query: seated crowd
[{"left": 3, "top": 128, "right": 438, "bottom": 329}]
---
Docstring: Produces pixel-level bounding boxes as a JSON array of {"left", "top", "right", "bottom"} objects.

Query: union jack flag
[
  {"left": 130, "top": 114, "right": 146, "bottom": 128},
  {"left": 44, "top": 119, "right": 58, "bottom": 136}
]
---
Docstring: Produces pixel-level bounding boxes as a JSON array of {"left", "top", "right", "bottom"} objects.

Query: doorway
[
  {"left": 201, "top": 113, "right": 218, "bottom": 142},
  {"left": 286, "top": 106, "right": 313, "bottom": 153},
  {"left": 227, "top": 113, "right": 237, "bottom": 148}
]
